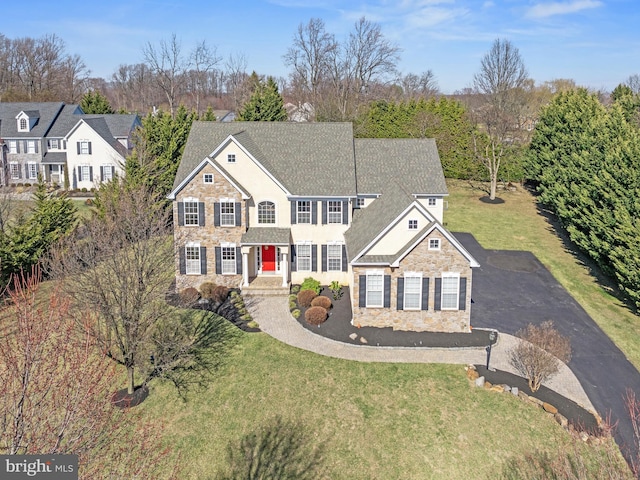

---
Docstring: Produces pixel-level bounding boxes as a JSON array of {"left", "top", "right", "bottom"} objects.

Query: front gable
[{"left": 168, "top": 156, "right": 250, "bottom": 201}]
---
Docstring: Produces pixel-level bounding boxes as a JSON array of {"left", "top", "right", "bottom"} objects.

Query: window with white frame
[
  {"left": 327, "top": 244, "right": 342, "bottom": 271},
  {"left": 8, "top": 141, "right": 17, "bottom": 154},
  {"left": 404, "top": 273, "right": 422, "bottom": 310},
  {"left": 19, "top": 118, "right": 28, "bottom": 131},
  {"left": 356, "top": 198, "right": 365, "bottom": 208},
  {"left": 80, "top": 165, "right": 91, "bottom": 182},
  {"left": 441, "top": 273, "right": 460, "bottom": 310},
  {"left": 220, "top": 201, "right": 235, "bottom": 226},
  {"left": 221, "top": 246, "right": 236, "bottom": 274},
  {"left": 366, "top": 271, "right": 384, "bottom": 308},
  {"left": 428, "top": 197, "right": 437, "bottom": 206},
  {"left": 184, "top": 200, "right": 199, "bottom": 226},
  {"left": 48, "top": 139, "right": 59, "bottom": 150},
  {"left": 408, "top": 219, "right": 418, "bottom": 230},
  {"left": 102, "top": 165, "right": 114, "bottom": 182},
  {"left": 297, "top": 243, "right": 311, "bottom": 271},
  {"left": 203, "top": 173, "right": 213, "bottom": 184},
  {"left": 10, "top": 163, "right": 20, "bottom": 180},
  {"left": 79, "top": 141, "right": 90, "bottom": 154},
  {"left": 327, "top": 200, "right": 342, "bottom": 223},
  {"left": 258, "top": 201, "right": 276, "bottom": 224},
  {"left": 27, "top": 163, "right": 37, "bottom": 180},
  {"left": 227, "top": 153, "right": 236, "bottom": 163},
  {"left": 27, "top": 141, "right": 36, "bottom": 154},
  {"left": 429, "top": 238, "right": 440, "bottom": 250},
  {"left": 297, "top": 201, "right": 311, "bottom": 223},
  {"left": 185, "top": 244, "right": 201, "bottom": 274}
]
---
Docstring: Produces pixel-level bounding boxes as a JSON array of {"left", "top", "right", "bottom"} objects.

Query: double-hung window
[
  {"left": 221, "top": 246, "right": 236, "bottom": 274},
  {"left": 79, "top": 141, "right": 90, "bottom": 154},
  {"left": 102, "top": 165, "right": 114, "bottom": 182},
  {"left": 184, "top": 200, "right": 199, "bottom": 226},
  {"left": 8, "top": 141, "right": 18, "bottom": 154},
  {"left": 327, "top": 200, "right": 342, "bottom": 224},
  {"left": 258, "top": 201, "right": 275, "bottom": 224},
  {"left": 27, "top": 141, "right": 36, "bottom": 154},
  {"left": 441, "top": 273, "right": 460, "bottom": 310},
  {"left": 10, "top": 163, "right": 20, "bottom": 180},
  {"left": 297, "top": 243, "right": 312, "bottom": 272},
  {"left": 220, "top": 201, "right": 235, "bottom": 226},
  {"left": 27, "top": 163, "right": 37, "bottom": 180},
  {"left": 404, "top": 274, "right": 422, "bottom": 310},
  {"left": 185, "top": 244, "right": 201, "bottom": 274},
  {"left": 297, "top": 201, "right": 311, "bottom": 224},
  {"left": 48, "top": 139, "right": 59, "bottom": 150},
  {"left": 80, "top": 165, "right": 91, "bottom": 182},
  {"left": 327, "top": 244, "right": 342, "bottom": 271},
  {"left": 365, "top": 271, "right": 384, "bottom": 308}
]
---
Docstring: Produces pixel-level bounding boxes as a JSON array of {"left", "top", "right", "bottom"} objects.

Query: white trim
[
  {"left": 221, "top": 245, "right": 237, "bottom": 275},
  {"left": 257, "top": 200, "right": 277, "bottom": 225},
  {"left": 185, "top": 243, "right": 201, "bottom": 275},
  {"left": 408, "top": 219, "right": 418, "bottom": 230},
  {"left": 296, "top": 241, "right": 312, "bottom": 272},
  {"left": 203, "top": 173, "right": 214, "bottom": 184},
  {"left": 365, "top": 270, "right": 384, "bottom": 308},
  {"left": 428, "top": 238, "right": 441, "bottom": 251},
  {"left": 403, "top": 272, "right": 423, "bottom": 310},
  {"left": 441, "top": 272, "right": 460, "bottom": 310},
  {"left": 296, "top": 200, "right": 311, "bottom": 224},
  {"left": 167, "top": 157, "right": 251, "bottom": 200}
]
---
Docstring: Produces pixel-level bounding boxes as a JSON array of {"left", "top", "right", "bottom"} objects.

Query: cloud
[{"left": 526, "top": 0, "right": 603, "bottom": 19}]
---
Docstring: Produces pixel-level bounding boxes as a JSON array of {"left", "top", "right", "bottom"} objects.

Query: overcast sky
[{"left": 5, "top": 0, "right": 639, "bottom": 94}]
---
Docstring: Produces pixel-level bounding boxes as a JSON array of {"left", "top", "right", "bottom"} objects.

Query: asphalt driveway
[{"left": 456, "top": 232, "right": 640, "bottom": 463}]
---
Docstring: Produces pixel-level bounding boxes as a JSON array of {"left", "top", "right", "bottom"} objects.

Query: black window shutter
[
  {"left": 321, "top": 201, "right": 327, "bottom": 224},
  {"left": 235, "top": 202, "right": 242, "bottom": 226},
  {"left": 179, "top": 248, "right": 186, "bottom": 274},
  {"left": 177, "top": 202, "right": 185, "bottom": 226},
  {"left": 384, "top": 275, "right": 391, "bottom": 308},
  {"left": 24, "top": 164, "right": 29, "bottom": 178},
  {"left": 421, "top": 278, "right": 430, "bottom": 311},
  {"left": 198, "top": 202, "right": 205, "bottom": 226},
  {"left": 459, "top": 277, "right": 467, "bottom": 311},
  {"left": 312, "top": 202, "right": 318, "bottom": 224},
  {"left": 215, "top": 247, "right": 222, "bottom": 274},
  {"left": 359, "top": 275, "right": 366, "bottom": 307},
  {"left": 236, "top": 247, "right": 242, "bottom": 274},
  {"left": 100, "top": 166, "right": 104, "bottom": 181},
  {"left": 321, "top": 245, "right": 327, "bottom": 272},
  {"left": 397, "top": 278, "right": 404, "bottom": 310},
  {"left": 311, "top": 245, "right": 318, "bottom": 272},
  {"left": 88, "top": 142, "right": 92, "bottom": 154},
  {"left": 89, "top": 166, "right": 93, "bottom": 181},
  {"left": 434, "top": 278, "right": 442, "bottom": 311},
  {"left": 291, "top": 201, "right": 297, "bottom": 224},
  {"left": 341, "top": 245, "right": 347, "bottom": 272},
  {"left": 200, "top": 247, "right": 207, "bottom": 274},
  {"left": 34, "top": 142, "right": 38, "bottom": 153},
  {"left": 214, "top": 203, "right": 220, "bottom": 226},
  {"left": 290, "top": 245, "right": 297, "bottom": 272},
  {"left": 342, "top": 200, "right": 348, "bottom": 224},
  {"left": 76, "top": 142, "right": 80, "bottom": 154},
  {"left": 77, "top": 166, "right": 81, "bottom": 180},
  {"left": 16, "top": 141, "right": 20, "bottom": 153}
]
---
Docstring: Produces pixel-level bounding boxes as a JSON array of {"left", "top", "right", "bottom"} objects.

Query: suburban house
[
  {"left": 0, "top": 102, "right": 140, "bottom": 188},
  {"left": 169, "top": 122, "right": 480, "bottom": 333}
]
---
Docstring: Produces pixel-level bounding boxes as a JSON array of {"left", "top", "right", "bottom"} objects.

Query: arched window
[
  {"left": 19, "top": 118, "right": 28, "bottom": 131},
  {"left": 258, "top": 201, "right": 275, "bottom": 224}
]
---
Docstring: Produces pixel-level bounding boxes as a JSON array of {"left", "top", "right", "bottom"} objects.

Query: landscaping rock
[
  {"left": 490, "top": 385, "right": 505, "bottom": 393},
  {"left": 475, "top": 376, "right": 485, "bottom": 388},
  {"left": 349, "top": 333, "right": 358, "bottom": 340},
  {"left": 555, "top": 413, "right": 568, "bottom": 429},
  {"left": 467, "top": 369, "right": 480, "bottom": 381},
  {"left": 359, "top": 337, "right": 368, "bottom": 344},
  {"left": 579, "top": 431, "right": 589, "bottom": 442},
  {"left": 543, "top": 402, "right": 558, "bottom": 414},
  {"left": 484, "top": 380, "right": 493, "bottom": 389},
  {"left": 528, "top": 396, "right": 543, "bottom": 407},
  {"left": 511, "top": 387, "right": 519, "bottom": 397}
]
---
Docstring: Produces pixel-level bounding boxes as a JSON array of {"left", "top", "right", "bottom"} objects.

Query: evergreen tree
[
  {"left": 238, "top": 77, "right": 288, "bottom": 121},
  {"left": 80, "top": 90, "right": 115, "bottom": 114}
]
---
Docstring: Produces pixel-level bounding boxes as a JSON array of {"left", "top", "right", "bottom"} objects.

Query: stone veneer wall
[
  {"left": 174, "top": 163, "right": 244, "bottom": 291},
  {"left": 351, "top": 230, "right": 473, "bottom": 332}
]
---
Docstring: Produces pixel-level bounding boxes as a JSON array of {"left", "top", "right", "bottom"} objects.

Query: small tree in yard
[{"left": 509, "top": 320, "right": 571, "bottom": 392}]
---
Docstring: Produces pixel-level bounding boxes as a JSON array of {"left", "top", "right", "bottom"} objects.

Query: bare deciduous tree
[
  {"left": 187, "top": 40, "right": 221, "bottom": 115},
  {"left": 397, "top": 71, "right": 439, "bottom": 99},
  {"left": 224, "top": 52, "right": 250, "bottom": 111},
  {"left": 509, "top": 320, "right": 571, "bottom": 392},
  {"left": 472, "top": 38, "right": 530, "bottom": 200}
]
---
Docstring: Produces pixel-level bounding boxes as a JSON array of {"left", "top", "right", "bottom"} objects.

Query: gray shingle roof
[
  {"left": 241, "top": 228, "right": 291, "bottom": 245},
  {"left": 0, "top": 102, "right": 68, "bottom": 138},
  {"left": 354, "top": 138, "right": 447, "bottom": 196},
  {"left": 42, "top": 152, "right": 67, "bottom": 164},
  {"left": 173, "top": 122, "right": 357, "bottom": 196}
]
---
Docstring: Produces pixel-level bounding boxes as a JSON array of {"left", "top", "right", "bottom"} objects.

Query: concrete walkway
[{"left": 247, "top": 295, "right": 595, "bottom": 413}]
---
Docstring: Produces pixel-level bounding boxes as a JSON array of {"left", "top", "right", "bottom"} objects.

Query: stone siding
[
  {"left": 174, "top": 163, "right": 245, "bottom": 291},
  {"left": 352, "top": 230, "right": 472, "bottom": 332}
]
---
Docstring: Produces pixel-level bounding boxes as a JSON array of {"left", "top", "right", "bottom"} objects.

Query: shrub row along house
[
  {"left": 169, "top": 122, "right": 479, "bottom": 332},
  {"left": 0, "top": 102, "right": 140, "bottom": 189}
]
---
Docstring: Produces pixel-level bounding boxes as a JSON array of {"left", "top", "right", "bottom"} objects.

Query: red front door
[{"left": 261, "top": 245, "right": 276, "bottom": 272}]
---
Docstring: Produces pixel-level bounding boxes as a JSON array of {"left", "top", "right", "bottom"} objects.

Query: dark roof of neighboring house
[
  {"left": 174, "top": 122, "right": 358, "bottom": 197},
  {"left": 0, "top": 102, "right": 71, "bottom": 138},
  {"left": 83, "top": 114, "right": 140, "bottom": 138},
  {"left": 42, "top": 152, "right": 67, "bottom": 164}
]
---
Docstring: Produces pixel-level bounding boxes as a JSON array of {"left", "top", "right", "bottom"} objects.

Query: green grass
[
  {"left": 140, "top": 333, "right": 588, "bottom": 479},
  {"left": 444, "top": 180, "right": 640, "bottom": 369}
]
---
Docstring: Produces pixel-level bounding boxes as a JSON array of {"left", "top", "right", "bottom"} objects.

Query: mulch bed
[
  {"left": 111, "top": 385, "right": 149, "bottom": 408},
  {"left": 475, "top": 365, "right": 601, "bottom": 433}
]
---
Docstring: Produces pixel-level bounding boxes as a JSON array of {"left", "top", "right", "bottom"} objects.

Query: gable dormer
[{"left": 16, "top": 110, "right": 40, "bottom": 132}]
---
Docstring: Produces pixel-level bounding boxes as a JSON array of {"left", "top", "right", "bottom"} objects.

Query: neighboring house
[
  {"left": 0, "top": 102, "right": 140, "bottom": 189},
  {"left": 168, "top": 122, "right": 480, "bottom": 333}
]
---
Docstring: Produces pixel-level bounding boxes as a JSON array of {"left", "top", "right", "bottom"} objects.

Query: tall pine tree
[{"left": 238, "top": 77, "right": 288, "bottom": 121}]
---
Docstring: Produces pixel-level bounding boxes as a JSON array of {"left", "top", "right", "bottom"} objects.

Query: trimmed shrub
[
  {"left": 297, "top": 289, "right": 318, "bottom": 308},
  {"left": 311, "top": 295, "right": 332, "bottom": 311},
  {"left": 300, "top": 277, "right": 322, "bottom": 294},
  {"left": 199, "top": 282, "right": 217, "bottom": 300},
  {"left": 291, "top": 285, "right": 300, "bottom": 294},
  {"left": 289, "top": 299, "right": 297, "bottom": 310},
  {"left": 305, "top": 306, "right": 328, "bottom": 325},
  {"left": 289, "top": 294, "right": 298, "bottom": 302},
  {"left": 291, "top": 309, "right": 301, "bottom": 319},
  {"left": 179, "top": 287, "right": 200, "bottom": 306},
  {"left": 81, "top": 187, "right": 88, "bottom": 193},
  {"left": 84, "top": 198, "right": 93, "bottom": 206},
  {"left": 213, "top": 285, "right": 230, "bottom": 303}
]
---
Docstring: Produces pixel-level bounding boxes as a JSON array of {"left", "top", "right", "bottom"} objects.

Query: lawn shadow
[{"left": 219, "top": 415, "right": 327, "bottom": 480}]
